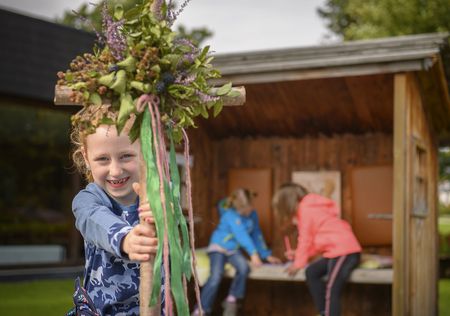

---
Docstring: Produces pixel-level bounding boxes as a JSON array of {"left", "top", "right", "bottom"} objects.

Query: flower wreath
[{"left": 57, "top": 0, "right": 237, "bottom": 142}]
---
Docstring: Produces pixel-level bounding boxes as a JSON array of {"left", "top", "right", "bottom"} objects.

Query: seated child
[
  {"left": 192, "top": 188, "right": 281, "bottom": 316},
  {"left": 272, "top": 183, "right": 361, "bottom": 316}
]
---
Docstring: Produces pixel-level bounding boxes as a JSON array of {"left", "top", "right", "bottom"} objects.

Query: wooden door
[
  {"left": 351, "top": 165, "right": 393, "bottom": 246},
  {"left": 228, "top": 168, "right": 273, "bottom": 244}
]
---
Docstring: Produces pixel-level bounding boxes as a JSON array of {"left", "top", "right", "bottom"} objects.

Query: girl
[
  {"left": 67, "top": 124, "right": 158, "bottom": 316},
  {"left": 272, "top": 183, "right": 361, "bottom": 316},
  {"left": 192, "top": 188, "right": 281, "bottom": 316}
]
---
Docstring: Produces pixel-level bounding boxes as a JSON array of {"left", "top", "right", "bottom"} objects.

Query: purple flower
[
  {"left": 196, "top": 90, "right": 219, "bottom": 103},
  {"left": 175, "top": 74, "right": 196, "bottom": 85},
  {"left": 174, "top": 38, "right": 199, "bottom": 66},
  {"left": 101, "top": 2, "right": 127, "bottom": 60},
  {"left": 169, "top": 0, "right": 193, "bottom": 24}
]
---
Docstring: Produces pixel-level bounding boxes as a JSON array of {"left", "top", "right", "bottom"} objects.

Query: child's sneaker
[{"left": 222, "top": 300, "right": 238, "bottom": 316}]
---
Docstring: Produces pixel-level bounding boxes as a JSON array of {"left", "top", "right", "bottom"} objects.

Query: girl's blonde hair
[
  {"left": 272, "top": 183, "right": 308, "bottom": 216},
  {"left": 229, "top": 188, "right": 256, "bottom": 210},
  {"left": 70, "top": 124, "right": 92, "bottom": 182}
]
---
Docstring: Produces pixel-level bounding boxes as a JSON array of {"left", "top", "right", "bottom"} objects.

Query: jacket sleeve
[
  {"left": 249, "top": 211, "right": 272, "bottom": 259},
  {"left": 72, "top": 190, "right": 132, "bottom": 259},
  {"left": 293, "top": 204, "right": 317, "bottom": 269},
  {"left": 225, "top": 212, "right": 258, "bottom": 256}
]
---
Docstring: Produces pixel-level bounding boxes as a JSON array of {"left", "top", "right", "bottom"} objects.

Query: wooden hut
[{"left": 186, "top": 33, "right": 450, "bottom": 315}]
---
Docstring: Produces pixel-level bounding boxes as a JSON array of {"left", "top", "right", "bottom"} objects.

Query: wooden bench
[
  {"left": 235, "top": 264, "right": 393, "bottom": 284},
  {"left": 195, "top": 249, "right": 393, "bottom": 285}
]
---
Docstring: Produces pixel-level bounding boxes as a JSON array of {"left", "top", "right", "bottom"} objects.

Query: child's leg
[
  {"left": 305, "top": 257, "right": 329, "bottom": 315},
  {"left": 199, "top": 252, "right": 227, "bottom": 313},
  {"left": 227, "top": 251, "right": 250, "bottom": 300},
  {"left": 324, "top": 253, "right": 361, "bottom": 316}
]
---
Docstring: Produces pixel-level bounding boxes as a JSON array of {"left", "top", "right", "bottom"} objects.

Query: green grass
[
  {"left": 0, "top": 278, "right": 449, "bottom": 315},
  {"left": 441, "top": 279, "right": 450, "bottom": 316},
  {"left": 0, "top": 279, "right": 74, "bottom": 316}
]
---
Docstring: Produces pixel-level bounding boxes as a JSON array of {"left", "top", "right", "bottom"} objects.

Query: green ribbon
[{"left": 140, "top": 107, "right": 192, "bottom": 315}]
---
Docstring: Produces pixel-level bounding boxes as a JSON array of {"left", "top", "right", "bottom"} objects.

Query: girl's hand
[
  {"left": 266, "top": 256, "right": 282, "bottom": 264},
  {"left": 122, "top": 223, "right": 158, "bottom": 261},
  {"left": 285, "top": 263, "right": 301, "bottom": 276},
  {"left": 250, "top": 253, "right": 263, "bottom": 267},
  {"left": 121, "top": 183, "right": 158, "bottom": 262},
  {"left": 284, "top": 250, "right": 295, "bottom": 261}
]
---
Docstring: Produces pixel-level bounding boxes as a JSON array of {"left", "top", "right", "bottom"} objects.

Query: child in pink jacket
[{"left": 272, "top": 183, "right": 361, "bottom": 316}]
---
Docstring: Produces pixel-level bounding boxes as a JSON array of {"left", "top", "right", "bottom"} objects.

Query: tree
[
  {"left": 318, "top": 0, "right": 450, "bottom": 40},
  {"left": 56, "top": 0, "right": 212, "bottom": 46}
]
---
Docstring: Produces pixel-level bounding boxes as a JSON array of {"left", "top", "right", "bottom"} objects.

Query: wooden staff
[{"left": 138, "top": 159, "right": 159, "bottom": 316}]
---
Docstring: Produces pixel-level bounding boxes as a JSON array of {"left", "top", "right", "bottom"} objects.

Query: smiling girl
[{"left": 68, "top": 124, "right": 158, "bottom": 316}]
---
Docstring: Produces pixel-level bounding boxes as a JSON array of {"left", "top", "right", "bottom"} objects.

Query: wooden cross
[
  {"left": 54, "top": 2, "right": 245, "bottom": 315},
  {"left": 54, "top": 87, "right": 245, "bottom": 316}
]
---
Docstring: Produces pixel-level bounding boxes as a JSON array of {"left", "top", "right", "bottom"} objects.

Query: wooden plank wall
[
  {"left": 187, "top": 130, "right": 394, "bottom": 315},
  {"left": 190, "top": 132, "right": 393, "bottom": 252},
  {"left": 404, "top": 73, "right": 438, "bottom": 316}
]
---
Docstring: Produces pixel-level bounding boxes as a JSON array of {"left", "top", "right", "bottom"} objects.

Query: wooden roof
[
  {"left": 200, "top": 74, "right": 393, "bottom": 138},
  {"left": 212, "top": 33, "right": 450, "bottom": 84},
  {"left": 198, "top": 33, "right": 450, "bottom": 139}
]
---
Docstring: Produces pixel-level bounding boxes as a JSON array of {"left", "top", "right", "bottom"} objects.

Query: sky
[{"left": 0, "top": 0, "right": 335, "bottom": 53}]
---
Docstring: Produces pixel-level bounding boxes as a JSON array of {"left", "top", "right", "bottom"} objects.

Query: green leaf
[
  {"left": 215, "top": 82, "right": 232, "bottom": 96},
  {"left": 114, "top": 4, "right": 124, "bottom": 20},
  {"left": 159, "top": 58, "right": 172, "bottom": 65},
  {"left": 150, "top": 26, "right": 161, "bottom": 38},
  {"left": 125, "top": 18, "right": 140, "bottom": 25},
  {"left": 99, "top": 117, "right": 115, "bottom": 125},
  {"left": 227, "top": 89, "right": 241, "bottom": 98},
  {"left": 128, "top": 112, "right": 143, "bottom": 142},
  {"left": 89, "top": 93, "right": 102, "bottom": 106},
  {"left": 130, "top": 81, "right": 151, "bottom": 93},
  {"left": 117, "top": 55, "right": 137, "bottom": 72},
  {"left": 117, "top": 93, "right": 135, "bottom": 134},
  {"left": 177, "top": 45, "right": 194, "bottom": 53},
  {"left": 199, "top": 46, "right": 210, "bottom": 61},
  {"left": 88, "top": 70, "right": 98, "bottom": 78},
  {"left": 98, "top": 72, "right": 116, "bottom": 87},
  {"left": 129, "top": 31, "right": 143, "bottom": 38},
  {"left": 110, "top": 70, "right": 127, "bottom": 94},
  {"left": 200, "top": 104, "right": 209, "bottom": 119},
  {"left": 65, "top": 72, "right": 74, "bottom": 82},
  {"left": 151, "top": 64, "right": 161, "bottom": 73},
  {"left": 213, "top": 100, "right": 224, "bottom": 117},
  {"left": 71, "top": 82, "right": 87, "bottom": 90},
  {"left": 205, "top": 56, "right": 214, "bottom": 65}
]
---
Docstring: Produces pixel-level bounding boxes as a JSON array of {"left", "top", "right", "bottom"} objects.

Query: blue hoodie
[
  {"left": 208, "top": 199, "right": 272, "bottom": 259},
  {"left": 72, "top": 182, "right": 140, "bottom": 316}
]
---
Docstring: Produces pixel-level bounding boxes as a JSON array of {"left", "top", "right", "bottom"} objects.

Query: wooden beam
[
  {"left": 393, "top": 73, "right": 409, "bottom": 316},
  {"left": 53, "top": 85, "right": 246, "bottom": 107}
]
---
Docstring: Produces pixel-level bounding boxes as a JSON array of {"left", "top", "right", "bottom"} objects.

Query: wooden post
[{"left": 393, "top": 73, "right": 408, "bottom": 316}]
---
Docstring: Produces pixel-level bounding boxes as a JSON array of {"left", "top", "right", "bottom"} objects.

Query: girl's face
[
  {"left": 83, "top": 125, "right": 140, "bottom": 206},
  {"left": 233, "top": 190, "right": 253, "bottom": 216}
]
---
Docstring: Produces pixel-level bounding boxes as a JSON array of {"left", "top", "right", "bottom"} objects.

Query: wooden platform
[{"left": 235, "top": 263, "right": 393, "bottom": 284}]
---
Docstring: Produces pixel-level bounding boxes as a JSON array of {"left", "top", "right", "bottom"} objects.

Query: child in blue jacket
[{"left": 192, "top": 188, "right": 281, "bottom": 316}]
